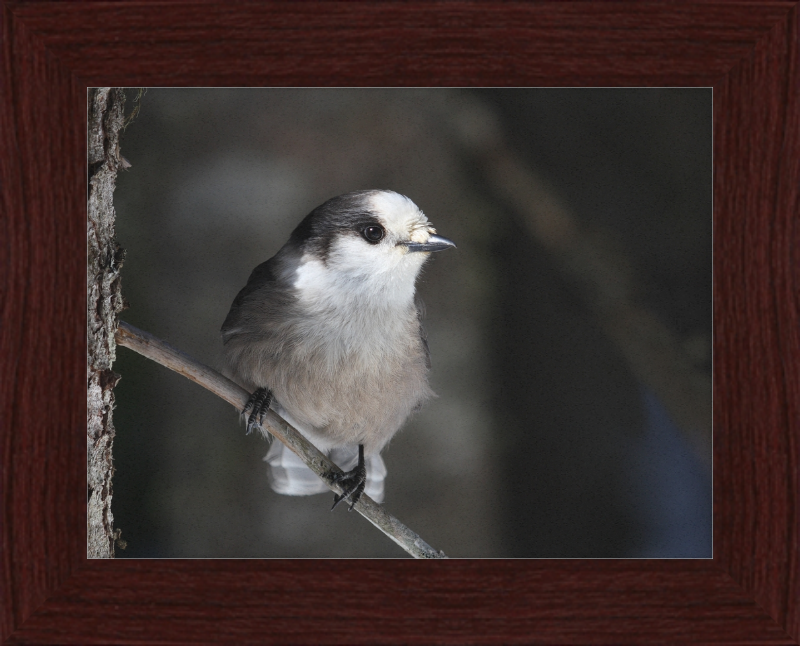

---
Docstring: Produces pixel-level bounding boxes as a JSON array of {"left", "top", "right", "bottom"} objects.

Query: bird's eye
[{"left": 362, "top": 225, "right": 385, "bottom": 243}]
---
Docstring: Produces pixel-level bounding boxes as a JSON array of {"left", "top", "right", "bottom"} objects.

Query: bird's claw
[
  {"left": 328, "top": 444, "right": 367, "bottom": 511},
  {"left": 330, "top": 469, "right": 367, "bottom": 511},
  {"left": 243, "top": 388, "right": 272, "bottom": 434}
]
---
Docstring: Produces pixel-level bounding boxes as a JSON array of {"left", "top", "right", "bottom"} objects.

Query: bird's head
[{"left": 290, "top": 190, "right": 455, "bottom": 292}]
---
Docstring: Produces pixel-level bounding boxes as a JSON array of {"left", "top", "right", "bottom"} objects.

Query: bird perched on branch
[{"left": 221, "top": 190, "right": 455, "bottom": 510}]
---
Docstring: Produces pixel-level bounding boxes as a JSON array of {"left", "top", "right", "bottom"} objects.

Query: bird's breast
[{"left": 272, "top": 299, "right": 430, "bottom": 451}]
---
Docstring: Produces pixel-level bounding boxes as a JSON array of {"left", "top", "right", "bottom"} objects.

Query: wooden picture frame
[{"left": 1, "top": 1, "right": 797, "bottom": 643}]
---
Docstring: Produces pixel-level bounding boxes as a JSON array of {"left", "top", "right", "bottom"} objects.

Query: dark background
[{"left": 112, "top": 88, "right": 711, "bottom": 558}]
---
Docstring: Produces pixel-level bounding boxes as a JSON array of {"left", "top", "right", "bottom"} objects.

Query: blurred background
[{"left": 112, "top": 88, "right": 711, "bottom": 558}]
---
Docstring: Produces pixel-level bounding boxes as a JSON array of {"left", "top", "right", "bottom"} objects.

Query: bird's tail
[{"left": 264, "top": 442, "right": 386, "bottom": 502}]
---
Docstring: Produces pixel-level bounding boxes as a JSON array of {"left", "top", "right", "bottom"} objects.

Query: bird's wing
[{"left": 221, "top": 255, "right": 286, "bottom": 343}]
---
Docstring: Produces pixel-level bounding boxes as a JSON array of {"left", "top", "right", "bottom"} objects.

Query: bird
[{"left": 221, "top": 189, "right": 455, "bottom": 510}]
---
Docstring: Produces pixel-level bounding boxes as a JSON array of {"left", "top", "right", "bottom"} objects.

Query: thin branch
[{"left": 115, "top": 320, "right": 447, "bottom": 559}]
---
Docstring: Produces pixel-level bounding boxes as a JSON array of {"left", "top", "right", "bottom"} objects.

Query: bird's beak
[{"left": 404, "top": 234, "right": 457, "bottom": 253}]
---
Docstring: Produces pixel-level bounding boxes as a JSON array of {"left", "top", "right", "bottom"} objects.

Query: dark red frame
[{"left": 2, "top": 1, "right": 798, "bottom": 643}]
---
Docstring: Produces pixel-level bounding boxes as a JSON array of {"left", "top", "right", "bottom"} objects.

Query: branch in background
[
  {"left": 115, "top": 321, "right": 447, "bottom": 559},
  {"left": 450, "top": 96, "right": 712, "bottom": 467}
]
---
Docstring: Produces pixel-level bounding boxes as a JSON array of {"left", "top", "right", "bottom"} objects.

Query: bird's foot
[
  {"left": 242, "top": 387, "right": 273, "bottom": 434},
  {"left": 328, "top": 444, "right": 367, "bottom": 511}
]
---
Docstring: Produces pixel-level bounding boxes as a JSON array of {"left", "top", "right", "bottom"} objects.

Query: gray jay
[{"left": 221, "top": 190, "right": 455, "bottom": 510}]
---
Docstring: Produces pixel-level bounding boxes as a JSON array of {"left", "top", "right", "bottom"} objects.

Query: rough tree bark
[{"left": 87, "top": 88, "right": 127, "bottom": 558}]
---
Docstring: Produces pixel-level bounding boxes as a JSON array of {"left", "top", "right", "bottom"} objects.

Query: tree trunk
[{"left": 87, "top": 88, "right": 127, "bottom": 558}]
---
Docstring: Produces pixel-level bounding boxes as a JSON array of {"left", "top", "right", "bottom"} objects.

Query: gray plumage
[{"left": 221, "top": 189, "right": 454, "bottom": 501}]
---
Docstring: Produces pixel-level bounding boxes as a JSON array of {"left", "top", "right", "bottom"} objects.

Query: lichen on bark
[{"left": 87, "top": 88, "right": 127, "bottom": 558}]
